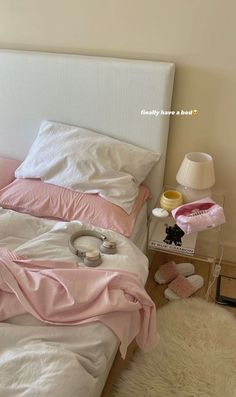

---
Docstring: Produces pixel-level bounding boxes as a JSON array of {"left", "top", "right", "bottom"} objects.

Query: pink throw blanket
[{"left": 0, "top": 249, "right": 158, "bottom": 358}]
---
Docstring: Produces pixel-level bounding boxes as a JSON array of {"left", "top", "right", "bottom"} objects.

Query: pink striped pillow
[
  {"left": 0, "top": 179, "right": 150, "bottom": 237},
  {"left": 0, "top": 157, "right": 21, "bottom": 189}
]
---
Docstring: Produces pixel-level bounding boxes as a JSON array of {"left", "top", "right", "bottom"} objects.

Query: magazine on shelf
[{"left": 149, "top": 216, "right": 197, "bottom": 255}]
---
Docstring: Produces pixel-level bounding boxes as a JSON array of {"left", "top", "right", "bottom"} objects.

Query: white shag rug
[{"left": 111, "top": 298, "right": 236, "bottom": 397}]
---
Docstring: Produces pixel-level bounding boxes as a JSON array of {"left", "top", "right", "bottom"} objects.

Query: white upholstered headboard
[{"left": 0, "top": 49, "right": 175, "bottom": 211}]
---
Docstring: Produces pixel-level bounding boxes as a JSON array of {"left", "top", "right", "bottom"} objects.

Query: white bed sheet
[
  {"left": 0, "top": 207, "right": 149, "bottom": 397},
  {"left": 131, "top": 202, "right": 148, "bottom": 252}
]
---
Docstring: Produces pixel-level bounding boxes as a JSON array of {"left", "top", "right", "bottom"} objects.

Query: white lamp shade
[{"left": 176, "top": 152, "right": 215, "bottom": 190}]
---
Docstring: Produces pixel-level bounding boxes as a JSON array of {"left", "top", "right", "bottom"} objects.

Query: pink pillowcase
[
  {"left": 0, "top": 157, "right": 21, "bottom": 189},
  {"left": 0, "top": 179, "right": 150, "bottom": 237}
]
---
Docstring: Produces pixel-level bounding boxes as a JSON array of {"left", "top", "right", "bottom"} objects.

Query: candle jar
[{"left": 160, "top": 190, "right": 183, "bottom": 212}]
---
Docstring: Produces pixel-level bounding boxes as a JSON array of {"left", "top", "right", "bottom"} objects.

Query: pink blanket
[{"left": 0, "top": 249, "right": 158, "bottom": 358}]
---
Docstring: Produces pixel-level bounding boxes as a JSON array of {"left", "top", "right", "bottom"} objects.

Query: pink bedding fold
[{"left": 0, "top": 249, "right": 158, "bottom": 358}]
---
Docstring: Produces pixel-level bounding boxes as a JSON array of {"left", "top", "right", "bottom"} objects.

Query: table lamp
[{"left": 176, "top": 152, "right": 215, "bottom": 203}]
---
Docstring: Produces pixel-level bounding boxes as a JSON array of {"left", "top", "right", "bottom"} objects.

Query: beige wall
[{"left": 0, "top": 0, "right": 235, "bottom": 260}]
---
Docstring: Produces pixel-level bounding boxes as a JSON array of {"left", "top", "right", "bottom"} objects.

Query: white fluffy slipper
[
  {"left": 154, "top": 261, "right": 195, "bottom": 284},
  {"left": 164, "top": 274, "right": 204, "bottom": 301}
]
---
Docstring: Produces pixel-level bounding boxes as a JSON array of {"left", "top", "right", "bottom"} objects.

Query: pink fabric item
[
  {"left": 0, "top": 250, "right": 158, "bottom": 358},
  {"left": 159, "top": 261, "right": 178, "bottom": 283},
  {"left": 168, "top": 275, "right": 197, "bottom": 298},
  {"left": 0, "top": 247, "right": 23, "bottom": 261},
  {"left": 172, "top": 197, "right": 226, "bottom": 234},
  {"left": 0, "top": 179, "right": 150, "bottom": 237},
  {"left": 0, "top": 157, "right": 21, "bottom": 189}
]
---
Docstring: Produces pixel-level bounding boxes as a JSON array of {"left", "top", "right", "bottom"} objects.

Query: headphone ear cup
[
  {"left": 100, "top": 240, "right": 117, "bottom": 254},
  {"left": 84, "top": 250, "right": 102, "bottom": 267}
]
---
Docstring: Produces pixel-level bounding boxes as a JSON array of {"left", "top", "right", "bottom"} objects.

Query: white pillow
[{"left": 15, "top": 120, "right": 160, "bottom": 213}]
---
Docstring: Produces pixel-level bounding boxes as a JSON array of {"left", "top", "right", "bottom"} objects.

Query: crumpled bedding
[
  {"left": 0, "top": 248, "right": 158, "bottom": 358},
  {"left": 0, "top": 207, "right": 153, "bottom": 397},
  {"left": 0, "top": 321, "right": 116, "bottom": 397}
]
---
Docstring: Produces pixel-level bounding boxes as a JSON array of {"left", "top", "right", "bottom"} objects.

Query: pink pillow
[
  {"left": 0, "top": 157, "right": 21, "bottom": 189},
  {"left": 0, "top": 179, "right": 150, "bottom": 237}
]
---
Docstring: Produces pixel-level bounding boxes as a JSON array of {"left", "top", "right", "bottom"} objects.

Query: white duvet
[{"left": 0, "top": 208, "right": 149, "bottom": 397}]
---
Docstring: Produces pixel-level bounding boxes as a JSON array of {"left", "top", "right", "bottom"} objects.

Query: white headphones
[{"left": 68, "top": 230, "right": 117, "bottom": 267}]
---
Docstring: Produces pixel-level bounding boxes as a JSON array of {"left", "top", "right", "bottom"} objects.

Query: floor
[
  {"left": 106, "top": 252, "right": 236, "bottom": 396},
  {"left": 146, "top": 251, "right": 236, "bottom": 316}
]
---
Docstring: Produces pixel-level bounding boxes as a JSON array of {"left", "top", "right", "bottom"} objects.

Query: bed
[{"left": 0, "top": 50, "right": 175, "bottom": 397}]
